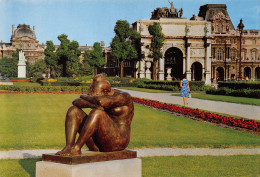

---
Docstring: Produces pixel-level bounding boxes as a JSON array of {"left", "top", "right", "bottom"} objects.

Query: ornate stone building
[
  {"left": 132, "top": 3, "right": 260, "bottom": 82},
  {"left": 0, "top": 24, "right": 45, "bottom": 64},
  {"left": 133, "top": 2, "right": 213, "bottom": 84},
  {"left": 194, "top": 4, "right": 260, "bottom": 80}
]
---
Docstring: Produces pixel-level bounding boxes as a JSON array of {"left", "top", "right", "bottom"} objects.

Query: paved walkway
[
  {"left": 0, "top": 148, "right": 259, "bottom": 159},
  {"left": 119, "top": 89, "right": 260, "bottom": 120}
]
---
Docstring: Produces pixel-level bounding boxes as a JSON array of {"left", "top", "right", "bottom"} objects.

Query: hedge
[
  {"left": 133, "top": 79, "right": 205, "bottom": 91},
  {"left": 206, "top": 87, "right": 260, "bottom": 98},
  {"left": 0, "top": 85, "right": 90, "bottom": 93},
  {"left": 218, "top": 81, "right": 260, "bottom": 90},
  {"left": 41, "top": 81, "right": 91, "bottom": 86}
]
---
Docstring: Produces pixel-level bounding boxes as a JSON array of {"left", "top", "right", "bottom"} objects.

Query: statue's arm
[
  {"left": 72, "top": 97, "right": 103, "bottom": 110},
  {"left": 97, "top": 92, "right": 132, "bottom": 108}
]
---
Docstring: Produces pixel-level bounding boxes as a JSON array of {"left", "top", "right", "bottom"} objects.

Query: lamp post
[
  {"left": 224, "top": 40, "right": 227, "bottom": 80},
  {"left": 237, "top": 18, "right": 244, "bottom": 80}
]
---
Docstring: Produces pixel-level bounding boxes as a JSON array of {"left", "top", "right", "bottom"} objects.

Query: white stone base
[
  {"left": 18, "top": 64, "right": 26, "bottom": 78},
  {"left": 36, "top": 158, "right": 142, "bottom": 177}
]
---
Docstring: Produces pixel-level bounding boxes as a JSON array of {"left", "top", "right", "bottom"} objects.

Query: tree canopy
[
  {"left": 44, "top": 40, "right": 57, "bottom": 77},
  {"left": 148, "top": 23, "right": 165, "bottom": 80},
  {"left": 111, "top": 20, "right": 140, "bottom": 78},
  {"left": 84, "top": 42, "right": 105, "bottom": 76},
  {"left": 55, "top": 34, "right": 81, "bottom": 77},
  {"left": 0, "top": 51, "right": 19, "bottom": 77}
]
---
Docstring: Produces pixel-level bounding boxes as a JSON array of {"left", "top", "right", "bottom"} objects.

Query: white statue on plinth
[{"left": 18, "top": 51, "right": 26, "bottom": 78}]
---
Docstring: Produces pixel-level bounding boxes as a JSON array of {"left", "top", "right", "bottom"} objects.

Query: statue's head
[{"left": 89, "top": 75, "right": 111, "bottom": 96}]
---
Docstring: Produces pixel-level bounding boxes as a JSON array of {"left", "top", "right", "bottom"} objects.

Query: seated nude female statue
[{"left": 56, "top": 75, "right": 134, "bottom": 156}]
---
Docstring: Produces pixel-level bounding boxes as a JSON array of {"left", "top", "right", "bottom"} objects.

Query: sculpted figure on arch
[{"left": 56, "top": 75, "right": 134, "bottom": 156}]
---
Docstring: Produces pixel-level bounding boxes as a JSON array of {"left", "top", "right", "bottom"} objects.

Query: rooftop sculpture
[{"left": 151, "top": 0, "right": 183, "bottom": 19}]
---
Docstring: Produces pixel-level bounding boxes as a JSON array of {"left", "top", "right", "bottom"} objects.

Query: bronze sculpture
[{"left": 56, "top": 75, "right": 134, "bottom": 156}]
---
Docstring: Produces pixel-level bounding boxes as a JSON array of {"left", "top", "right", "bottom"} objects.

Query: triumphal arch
[{"left": 133, "top": 2, "right": 212, "bottom": 84}]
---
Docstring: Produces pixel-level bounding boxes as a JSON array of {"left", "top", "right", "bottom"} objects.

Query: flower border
[{"left": 133, "top": 97, "right": 260, "bottom": 132}]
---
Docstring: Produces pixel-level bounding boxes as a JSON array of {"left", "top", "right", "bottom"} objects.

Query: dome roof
[{"left": 14, "top": 24, "right": 36, "bottom": 39}]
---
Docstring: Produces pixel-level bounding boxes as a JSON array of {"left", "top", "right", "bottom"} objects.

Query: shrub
[
  {"left": 218, "top": 81, "right": 260, "bottom": 90},
  {"left": 133, "top": 79, "right": 204, "bottom": 91},
  {"left": 206, "top": 87, "right": 260, "bottom": 98}
]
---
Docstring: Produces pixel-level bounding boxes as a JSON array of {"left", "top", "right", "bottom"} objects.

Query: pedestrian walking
[{"left": 180, "top": 73, "right": 190, "bottom": 106}]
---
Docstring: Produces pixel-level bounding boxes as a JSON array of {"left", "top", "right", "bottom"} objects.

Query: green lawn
[
  {"left": 0, "top": 155, "right": 259, "bottom": 177},
  {"left": 0, "top": 94, "right": 259, "bottom": 150},
  {"left": 191, "top": 93, "right": 260, "bottom": 106},
  {"left": 142, "top": 155, "right": 260, "bottom": 177},
  {"left": 13, "top": 82, "right": 41, "bottom": 86}
]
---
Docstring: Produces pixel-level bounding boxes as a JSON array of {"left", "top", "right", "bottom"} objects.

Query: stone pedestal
[
  {"left": 18, "top": 51, "right": 26, "bottom": 78},
  {"left": 18, "top": 64, "right": 26, "bottom": 78},
  {"left": 36, "top": 150, "right": 141, "bottom": 177},
  {"left": 145, "top": 62, "right": 151, "bottom": 79}
]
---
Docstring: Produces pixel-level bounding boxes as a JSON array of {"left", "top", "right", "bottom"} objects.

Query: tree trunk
[
  {"left": 120, "top": 60, "right": 124, "bottom": 78},
  {"left": 152, "top": 60, "right": 157, "bottom": 80},
  {"left": 94, "top": 66, "right": 97, "bottom": 76},
  {"left": 133, "top": 61, "right": 136, "bottom": 78}
]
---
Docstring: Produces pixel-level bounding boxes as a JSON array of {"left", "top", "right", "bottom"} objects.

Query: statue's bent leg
[
  {"left": 78, "top": 116, "right": 100, "bottom": 152},
  {"left": 63, "top": 109, "right": 125, "bottom": 155},
  {"left": 56, "top": 105, "right": 86, "bottom": 155}
]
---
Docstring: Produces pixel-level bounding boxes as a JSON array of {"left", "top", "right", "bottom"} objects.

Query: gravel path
[
  {"left": 0, "top": 148, "right": 259, "bottom": 160},
  {"left": 118, "top": 89, "right": 260, "bottom": 120}
]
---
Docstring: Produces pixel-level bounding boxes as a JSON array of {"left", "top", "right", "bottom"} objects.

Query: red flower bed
[{"left": 133, "top": 97, "right": 260, "bottom": 132}]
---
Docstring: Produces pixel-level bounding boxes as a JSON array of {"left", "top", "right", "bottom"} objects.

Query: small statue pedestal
[{"left": 36, "top": 150, "right": 141, "bottom": 177}]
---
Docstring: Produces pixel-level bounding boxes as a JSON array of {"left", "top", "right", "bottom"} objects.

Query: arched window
[{"left": 217, "top": 48, "right": 224, "bottom": 60}]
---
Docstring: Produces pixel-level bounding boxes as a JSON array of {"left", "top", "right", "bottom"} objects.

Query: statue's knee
[
  {"left": 89, "top": 109, "right": 105, "bottom": 117},
  {"left": 67, "top": 105, "right": 80, "bottom": 117}
]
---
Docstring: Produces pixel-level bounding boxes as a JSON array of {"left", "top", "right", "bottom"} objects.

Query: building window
[
  {"left": 251, "top": 49, "right": 257, "bottom": 60},
  {"left": 231, "top": 49, "right": 236, "bottom": 60},
  {"left": 212, "top": 48, "right": 215, "bottom": 58},
  {"left": 217, "top": 48, "right": 224, "bottom": 60},
  {"left": 241, "top": 51, "right": 245, "bottom": 60},
  {"left": 218, "top": 23, "right": 223, "bottom": 33}
]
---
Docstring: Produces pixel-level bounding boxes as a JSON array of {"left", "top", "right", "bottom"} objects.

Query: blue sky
[{"left": 0, "top": 0, "right": 259, "bottom": 46}]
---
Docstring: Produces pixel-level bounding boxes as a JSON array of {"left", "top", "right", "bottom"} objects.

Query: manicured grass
[
  {"left": 0, "top": 94, "right": 259, "bottom": 150},
  {"left": 0, "top": 155, "right": 259, "bottom": 177},
  {"left": 142, "top": 155, "right": 260, "bottom": 177},
  {"left": 0, "top": 158, "right": 40, "bottom": 177},
  {"left": 13, "top": 82, "right": 41, "bottom": 86},
  {"left": 191, "top": 93, "right": 260, "bottom": 106}
]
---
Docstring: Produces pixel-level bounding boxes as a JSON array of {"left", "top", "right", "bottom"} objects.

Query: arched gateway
[
  {"left": 133, "top": 3, "right": 212, "bottom": 85},
  {"left": 164, "top": 47, "right": 183, "bottom": 80}
]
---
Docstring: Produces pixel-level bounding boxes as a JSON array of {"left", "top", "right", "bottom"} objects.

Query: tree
[
  {"left": 27, "top": 60, "right": 47, "bottom": 79},
  {"left": 0, "top": 51, "right": 19, "bottom": 77},
  {"left": 79, "top": 61, "right": 93, "bottom": 76},
  {"left": 55, "top": 34, "right": 80, "bottom": 77},
  {"left": 148, "top": 23, "right": 165, "bottom": 80},
  {"left": 130, "top": 30, "right": 144, "bottom": 78},
  {"left": 44, "top": 40, "right": 57, "bottom": 77},
  {"left": 84, "top": 42, "right": 105, "bottom": 76},
  {"left": 111, "top": 20, "right": 139, "bottom": 78},
  {"left": 67, "top": 40, "right": 81, "bottom": 77}
]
